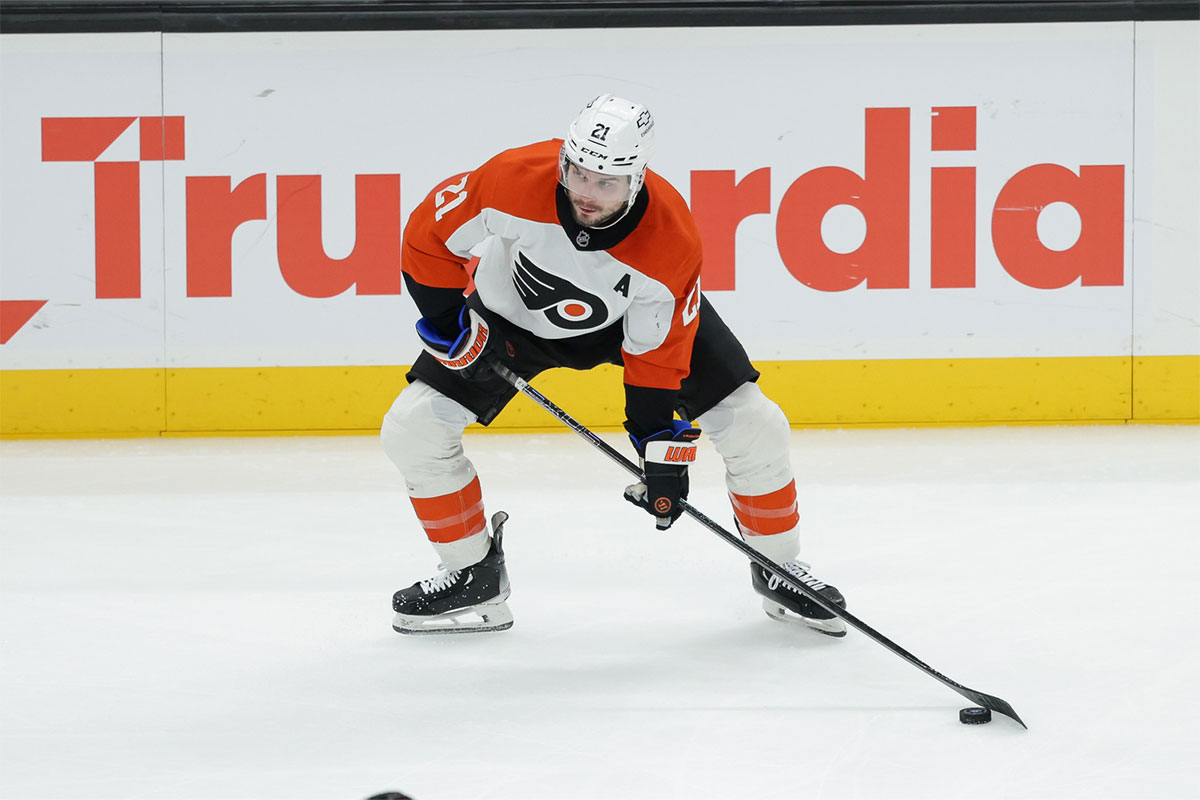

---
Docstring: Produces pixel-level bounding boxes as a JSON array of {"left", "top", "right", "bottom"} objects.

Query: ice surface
[{"left": 2, "top": 425, "right": 1198, "bottom": 799}]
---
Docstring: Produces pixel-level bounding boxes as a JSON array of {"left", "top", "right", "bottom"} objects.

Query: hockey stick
[{"left": 488, "top": 358, "right": 1027, "bottom": 729}]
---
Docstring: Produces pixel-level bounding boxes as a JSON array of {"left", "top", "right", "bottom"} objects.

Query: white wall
[{"left": 1, "top": 22, "right": 1196, "bottom": 369}]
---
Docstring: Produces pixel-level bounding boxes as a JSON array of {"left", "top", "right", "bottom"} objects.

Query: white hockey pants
[{"left": 382, "top": 379, "right": 800, "bottom": 568}]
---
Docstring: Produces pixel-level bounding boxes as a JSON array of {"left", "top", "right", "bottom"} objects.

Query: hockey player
[{"left": 383, "top": 94, "right": 846, "bottom": 636}]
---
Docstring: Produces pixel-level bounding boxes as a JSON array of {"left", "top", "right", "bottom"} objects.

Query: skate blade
[
  {"left": 393, "top": 601, "right": 513, "bottom": 635},
  {"left": 763, "top": 599, "right": 847, "bottom": 638}
]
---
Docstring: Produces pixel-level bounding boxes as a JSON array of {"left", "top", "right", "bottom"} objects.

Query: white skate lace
[
  {"left": 767, "top": 561, "right": 827, "bottom": 593},
  {"left": 420, "top": 565, "right": 462, "bottom": 594}
]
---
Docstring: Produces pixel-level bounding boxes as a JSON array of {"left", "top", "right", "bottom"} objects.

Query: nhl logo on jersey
[{"left": 575, "top": 230, "right": 590, "bottom": 248}]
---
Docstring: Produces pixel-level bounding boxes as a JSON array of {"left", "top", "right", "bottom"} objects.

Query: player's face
[{"left": 562, "top": 163, "right": 630, "bottom": 228}]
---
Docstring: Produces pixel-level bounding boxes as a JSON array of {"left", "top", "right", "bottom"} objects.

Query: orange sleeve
[
  {"left": 621, "top": 257, "right": 702, "bottom": 390},
  {"left": 613, "top": 173, "right": 705, "bottom": 391},
  {"left": 401, "top": 170, "right": 484, "bottom": 290}
]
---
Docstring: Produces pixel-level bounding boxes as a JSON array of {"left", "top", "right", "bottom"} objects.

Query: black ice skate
[
  {"left": 392, "top": 510, "right": 513, "bottom": 635},
  {"left": 751, "top": 560, "right": 847, "bottom": 638}
]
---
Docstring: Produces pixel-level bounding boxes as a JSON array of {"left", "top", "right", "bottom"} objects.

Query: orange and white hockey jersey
[{"left": 401, "top": 139, "right": 702, "bottom": 392}]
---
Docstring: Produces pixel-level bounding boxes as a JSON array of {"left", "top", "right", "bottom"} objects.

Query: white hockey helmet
[{"left": 559, "top": 94, "right": 657, "bottom": 210}]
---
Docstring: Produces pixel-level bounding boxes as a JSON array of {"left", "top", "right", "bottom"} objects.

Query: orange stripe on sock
[
  {"left": 730, "top": 481, "right": 799, "bottom": 536},
  {"left": 411, "top": 477, "right": 487, "bottom": 543}
]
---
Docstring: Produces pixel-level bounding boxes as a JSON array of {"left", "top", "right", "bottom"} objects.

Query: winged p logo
[{"left": 512, "top": 251, "right": 608, "bottom": 331}]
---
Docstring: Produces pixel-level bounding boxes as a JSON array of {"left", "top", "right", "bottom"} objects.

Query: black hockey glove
[
  {"left": 624, "top": 420, "right": 701, "bottom": 530},
  {"left": 415, "top": 305, "right": 494, "bottom": 380}
]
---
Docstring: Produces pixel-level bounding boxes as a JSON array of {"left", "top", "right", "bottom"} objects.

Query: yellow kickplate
[
  {"left": 2, "top": 356, "right": 1196, "bottom": 438},
  {"left": 0, "top": 368, "right": 165, "bottom": 436}
]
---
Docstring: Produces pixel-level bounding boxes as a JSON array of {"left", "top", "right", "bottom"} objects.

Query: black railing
[{"left": 2, "top": 0, "right": 1196, "bottom": 34}]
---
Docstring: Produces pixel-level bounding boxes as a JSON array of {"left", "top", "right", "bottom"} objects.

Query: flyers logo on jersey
[{"left": 512, "top": 251, "right": 608, "bottom": 331}]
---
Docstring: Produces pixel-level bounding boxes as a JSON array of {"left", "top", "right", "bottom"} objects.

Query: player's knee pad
[
  {"left": 381, "top": 380, "right": 477, "bottom": 496},
  {"left": 695, "top": 382, "right": 793, "bottom": 496}
]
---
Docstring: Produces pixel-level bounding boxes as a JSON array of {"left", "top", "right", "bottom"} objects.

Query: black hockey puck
[
  {"left": 959, "top": 706, "right": 992, "bottom": 724},
  {"left": 366, "top": 793, "right": 413, "bottom": 800}
]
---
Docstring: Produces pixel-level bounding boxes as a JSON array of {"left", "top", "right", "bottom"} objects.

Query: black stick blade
[{"left": 962, "top": 689, "right": 1027, "bottom": 729}]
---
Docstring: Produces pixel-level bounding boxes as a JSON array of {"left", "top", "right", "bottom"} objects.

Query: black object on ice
[
  {"left": 960, "top": 706, "right": 994, "bottom": 724},
  {"left": 486, "top": 356, "right": 1029, "bottom": 730}
]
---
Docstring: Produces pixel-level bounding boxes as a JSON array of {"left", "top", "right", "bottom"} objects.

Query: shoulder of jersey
[
  {"left": 471, "top": 139, "right": 562, "bottom": 224},
  {"left": 609, "top": 169, "right": 702, "bottom": 294}
]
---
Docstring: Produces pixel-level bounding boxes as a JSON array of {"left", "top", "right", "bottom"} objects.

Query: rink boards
[
  {"left": 1, "top": 22, "right": 1197, "bottom": 435},
  {"left": 1, "top": 356, "right": 1196, "bottom": 436}
]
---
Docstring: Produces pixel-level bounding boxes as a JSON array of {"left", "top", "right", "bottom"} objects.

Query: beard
[{"left": 571, "top": 199, "right": 625, "bottom": 229}]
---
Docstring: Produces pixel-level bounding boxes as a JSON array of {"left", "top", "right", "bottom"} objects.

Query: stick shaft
[{"left": 489, "top": 360, "right": 1026, "bottom": 728}]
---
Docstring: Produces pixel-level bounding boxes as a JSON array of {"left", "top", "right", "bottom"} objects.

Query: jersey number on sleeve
[
  {"left": 434, "top": 174, "right": 470, "bottom": 222},
  {"left": 682, "top": 279, "right": 701, "bottom": 326}
]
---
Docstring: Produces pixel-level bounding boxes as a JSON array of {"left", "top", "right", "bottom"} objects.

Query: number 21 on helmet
[{"left": 559, "top": 94, "right": 657, "bottom": 218}]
